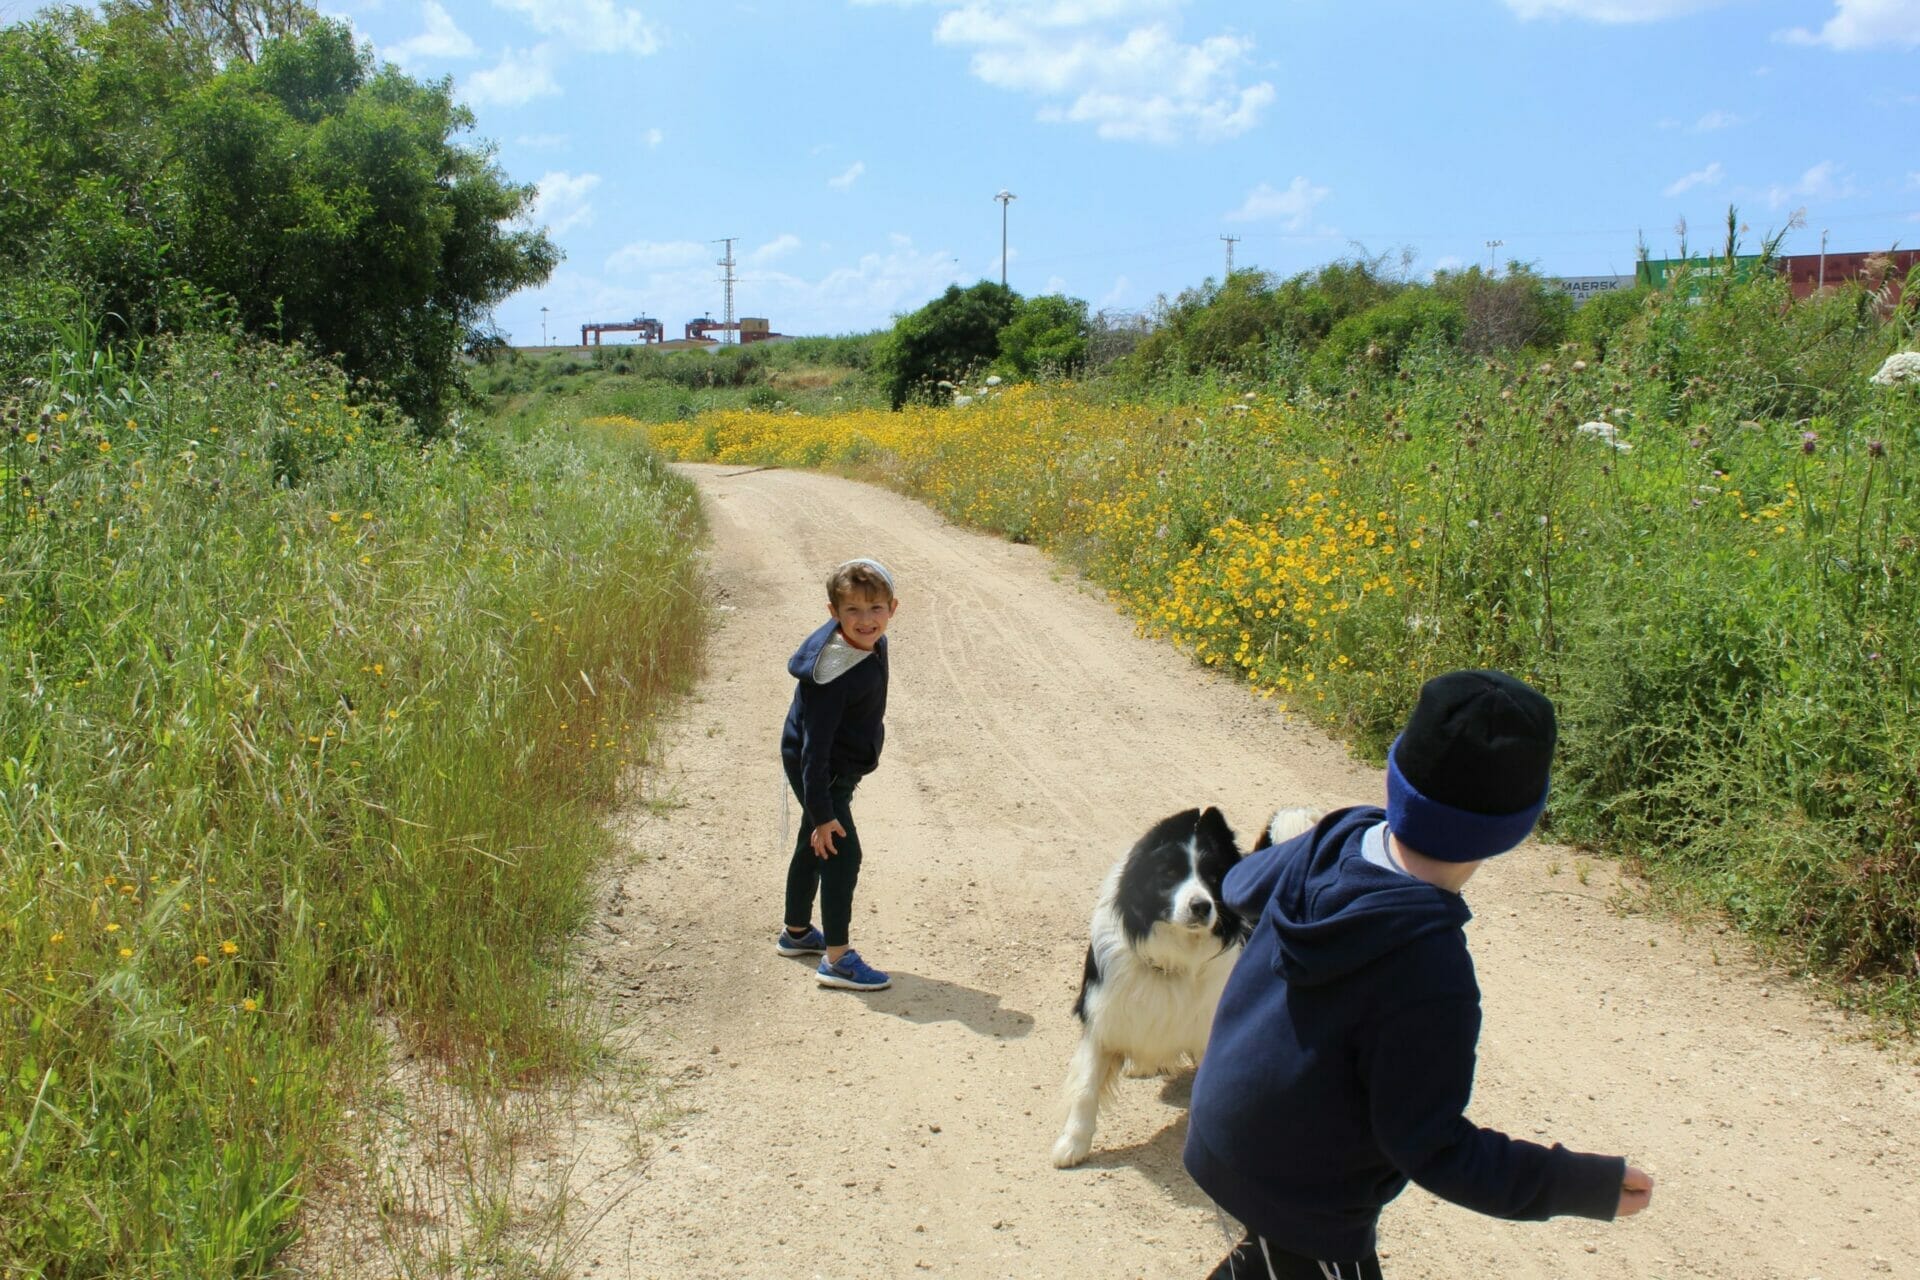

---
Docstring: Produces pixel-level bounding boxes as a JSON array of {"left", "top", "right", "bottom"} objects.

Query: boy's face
[{"left": 829, "top": 588, "right": 897, "bottom": 651}]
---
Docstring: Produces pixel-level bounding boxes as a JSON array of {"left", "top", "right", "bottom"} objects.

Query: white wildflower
[
  {"left": 1576, "top": 420, "right": 1632, "bottom": 452},
  {"left": 953, "top": 394, "right": 973, "bottom": 408},
  {"left": 984, "top": 374, "right": 1003, "bottom": 388},
  {"left": 1869, "top": 351, "right": 1920, "bottom": 386}
]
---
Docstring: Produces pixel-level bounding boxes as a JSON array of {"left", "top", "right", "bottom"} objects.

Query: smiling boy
[{"left": 776, "top": 557, "right": 899, "bottom": 991}]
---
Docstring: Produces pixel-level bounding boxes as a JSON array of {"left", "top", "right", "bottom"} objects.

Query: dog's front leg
[{"left": 1052, "top": 1033, "right": 1122, "bottom": 1168}]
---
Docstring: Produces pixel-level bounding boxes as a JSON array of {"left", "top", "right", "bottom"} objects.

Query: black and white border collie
[{"left": 1052, "top": 804, "right": 1317, "bottom": 1169}]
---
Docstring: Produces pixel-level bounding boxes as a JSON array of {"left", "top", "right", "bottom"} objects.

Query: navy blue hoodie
[
  {"left": 1184, "top": 807, "right": 1625, "bottom": 1258},
  {"left": 780, "top": 618, "right": 888, "bottom": 826}
]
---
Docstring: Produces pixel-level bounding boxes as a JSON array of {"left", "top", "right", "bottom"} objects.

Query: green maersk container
[{"left": 1635, "top": 255, "right": 1766, "bottom": 294}]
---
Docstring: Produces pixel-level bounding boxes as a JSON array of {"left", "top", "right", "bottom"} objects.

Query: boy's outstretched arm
[{"left": 1367, "top": 989, "right": 1633, "bottom": 1225}]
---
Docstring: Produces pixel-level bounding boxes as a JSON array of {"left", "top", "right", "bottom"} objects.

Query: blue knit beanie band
[{"left": 1385, "top": 737, "right": 1547, "bottom": 862}]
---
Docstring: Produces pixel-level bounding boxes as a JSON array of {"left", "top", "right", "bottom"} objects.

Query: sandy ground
[{"left": 549, "top": 463, "right": 1920, "bottom": 1280}]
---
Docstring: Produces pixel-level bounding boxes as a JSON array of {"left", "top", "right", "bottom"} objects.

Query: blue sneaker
[
  {"left": 816, "top": 949, "right": 890, "bottom": 991},
  {"left": 775, "top": 925, "right": 826, "bottom": 956}
]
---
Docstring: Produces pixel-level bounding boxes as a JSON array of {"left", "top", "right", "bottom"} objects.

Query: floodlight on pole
[
  {"left": 995, "top": 190, "right": 1017, "bottom": 288},
  {"left": 1485, "top": 240, "right": 1504, "bottom": 274},
  {"left": 540, "top": 306, "right": 549, "bottom": 347}
]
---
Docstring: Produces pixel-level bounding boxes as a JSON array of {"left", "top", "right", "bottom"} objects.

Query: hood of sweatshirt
[
  {"left": 787, "top": 618, "right": 883, "bottom": 684},
  {"left": 1227, "top": 809, "right": 1472, "bottom": 988}
]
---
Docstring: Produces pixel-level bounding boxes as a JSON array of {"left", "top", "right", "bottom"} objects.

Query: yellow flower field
[{"left": 611, "top": 386, "right": 1419, "bottom": 706}]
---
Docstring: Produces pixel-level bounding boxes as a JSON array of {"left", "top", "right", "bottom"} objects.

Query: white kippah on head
[{"left": 837, "top": 557, "right": 896, "bottom": 596}]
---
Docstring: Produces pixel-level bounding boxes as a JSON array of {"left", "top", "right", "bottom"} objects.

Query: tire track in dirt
[{"left": 554, "top": 464, "right": 1920, "bottom": 1280}]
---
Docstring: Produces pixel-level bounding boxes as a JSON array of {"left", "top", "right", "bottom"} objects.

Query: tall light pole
[
  {"left": 1485, "top": 240, "right": 1503, "bottom": 274},
  {"left": 540, "top": 306, "right": 549, "bottom": 347},
  {"left": 994, "top": 189, "right": 1016, "bottom": 288}
]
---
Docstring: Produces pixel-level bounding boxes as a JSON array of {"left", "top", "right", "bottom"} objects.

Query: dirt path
[{"left": 557, "top": 464, "right": 1920, "bottom": 1279}]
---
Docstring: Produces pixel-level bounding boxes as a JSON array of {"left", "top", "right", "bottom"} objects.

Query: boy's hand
[
  {"left": 1616, "top": 1165, "right": 1655, "bottom": 1218},
  {"left": 810, "top": 820, "right": 847, "bottom": 858}
]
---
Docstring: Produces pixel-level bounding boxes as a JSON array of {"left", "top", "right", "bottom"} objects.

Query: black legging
[{"left": 782, "top": 762, "right": 863, "bottom": 947}]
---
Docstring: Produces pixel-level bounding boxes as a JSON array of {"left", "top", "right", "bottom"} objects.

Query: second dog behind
[{"left": 1052, "top": 804, "right": 1318, "bottom": 1169}]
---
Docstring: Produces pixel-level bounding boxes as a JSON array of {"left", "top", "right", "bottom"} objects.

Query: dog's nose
[{"left": 1188, "top": 897, "right": 1213, "bottom": 922}]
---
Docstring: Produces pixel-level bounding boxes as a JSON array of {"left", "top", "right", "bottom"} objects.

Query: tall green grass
[{"left": 1, "top": 328, "right": 705, "bottom": 1275}]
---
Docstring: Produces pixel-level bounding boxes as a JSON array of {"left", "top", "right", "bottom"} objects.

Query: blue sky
[{"left": 321, "top": 0, "right": 1919, "bottom": 344}]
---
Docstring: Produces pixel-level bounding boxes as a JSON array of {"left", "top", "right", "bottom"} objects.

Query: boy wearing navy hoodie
[
  {"left": 1184, "top": 669, "right": 1654, "bottom": 1278},
  {"left": 775, "top": 558, "right": 898, "bottom": 992}
]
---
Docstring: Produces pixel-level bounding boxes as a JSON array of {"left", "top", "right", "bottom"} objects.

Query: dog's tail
[{"left": 1262, "top": 807, "right": 1317, "bottom": 848}]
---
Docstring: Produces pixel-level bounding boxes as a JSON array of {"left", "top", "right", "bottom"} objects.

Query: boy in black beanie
[{"left": 1184, "top": 670, "right": 1654, "bottom": 1278}]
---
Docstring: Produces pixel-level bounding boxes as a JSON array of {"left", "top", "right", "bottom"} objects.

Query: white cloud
[
  {"left": 760, "top": 239, "right": 973, "bottom": 330},
  {"left": 1910, "top": 171, "right": 1920, "bottom": 188},
  {"left": 751, "top": 234, "right": 803, "bottom": 264},
  {"left": 529, "top": 171, "right": 600, "bottom": 235},
  {"left": 605, "top": 240, "right": 711, "bottom": 273},
  {"left": 1765, "top": 160, "right": 1861, "bottom": 207},
  {"left": 1504, "top": 0, "right": 1728, "bottom": 20},
  {"left": 1692, "top": 109, "right": 1744, "bottom": 131},
  {"left": 516, "top": 133, "right": 571, "bottom": 150},
  {"left": 917, "top": 2, "right": 1274, "bottom": 144},
  {"left": 1663, "top": 161, "right": 1724, "bottom": 196},
  {"left": 493, "top": 0, "right": 663, "bottom": 54},
  {"left": 644, "top": 128, "right": 665, "bottom": 148},
  {"left": 828, "top": 161, "right": 867, "bottom": 189},
  {"left": 386, "top": 0, "right": 476, "bottom": 64},
  {"left": 465, "top": 46, "right": 559, "bottom": 107},
  {"left": 1225, "top": 176, "right": 1331, "bottom": 229},
  {"left": 1780, "top": 0, "right": 1920, "bottom": 50}
]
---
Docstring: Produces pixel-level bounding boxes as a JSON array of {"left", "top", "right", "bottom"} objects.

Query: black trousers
[
  {"left": 782, "top": 762, "right": 863, "bottom": 947},
  {"left": 1206, "top": 1234, "right": 1385, "bottom": 1280}
]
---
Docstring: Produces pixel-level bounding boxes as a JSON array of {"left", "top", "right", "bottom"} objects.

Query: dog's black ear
[{"left": 1195, "top": 805, "right": 1240, "bottom": 857}]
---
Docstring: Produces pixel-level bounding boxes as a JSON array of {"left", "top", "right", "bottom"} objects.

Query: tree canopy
[
  {"left": 996, "top": 293, "right": 1089, "bottom": 379},
  {"left": 872, "top": 282, "right": 1022, "bottom": 408},
  {"left": 0, "top": 3, "right": 557, "bottom": 428},
  {"left": 872, "top": 283, "right": 1092, "bottom": 408}
]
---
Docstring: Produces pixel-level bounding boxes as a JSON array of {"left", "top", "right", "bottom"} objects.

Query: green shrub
[
  {"left": 1568, "top": 286, "right": 1649, "bottom": 358},
  {"left": 1310, "top": 290, "right": 1465, "bottom": 389}
]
